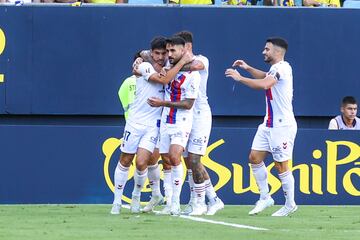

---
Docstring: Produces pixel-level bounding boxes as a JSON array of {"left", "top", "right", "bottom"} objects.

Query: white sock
[
  {"left": 163, "top": 169, "right": 172, "bottom": 206},
  {"left": 187, "top": 169, "right": 195, "bottom": 202},
  {"left": 279, "top": 171, "right": 296, "bottom": 208},
  {"left": 171, "top": 164, "right": 184, "bottom": 204},
  {"left": 148, "top": 164, "right": 161, "bottom": 197},
  {"left": 251, "top": 162, "right": 270, "bottom": 200},
  {"left": 113, "top": 163, "right": 129, "bottom": 204},
  {"left": 205, "top": 179, "right": 217, "bottom": 204},
  {"left": 194, "top": 182, "right": 206, "bottom": 205},
  {"left": 132, "top": 168, "right": 148, "bottom": 198}
]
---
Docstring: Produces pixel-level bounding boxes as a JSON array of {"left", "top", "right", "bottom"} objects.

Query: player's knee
[
  {"left": 249, "top": 152, "right": 257, "bottom": 164},
  {"left": 169, "top": 152, "right": 180, "bottom": 166},
  {"left": 135, "top": 161, "right": 147, "bottom": 171},
  {"left": 120, "top": 153, "right": 134, "bottom": 167},
  {"left": 274, "top": 161, "right": 289, "bottom": 173},
  {"left": 148, "top": 154, "right": 159, "bottom": 166}
]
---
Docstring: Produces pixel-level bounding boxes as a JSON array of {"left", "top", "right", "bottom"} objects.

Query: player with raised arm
[
  {"left": 225, "top": 37, "right": 298, "bottom": 217},
  {"left": 173, "top": 31, "right": 224, "bottom": 216},
  {"left": 148, "top": 36, "right": 201, "bottom": 215},
  {"left": 110, "top": 36, "right": 192, "bottom": 215}
]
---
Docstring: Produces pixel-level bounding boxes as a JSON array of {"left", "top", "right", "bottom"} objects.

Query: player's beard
[
  {"left": 155, "top": 59, "right": 165, "bottom": 66},
  {"left": 264, "top": 55, "right": 272, "bottom": 64},
  {"left": 169, "top": 56, "right": 181, "bottom": 65}
]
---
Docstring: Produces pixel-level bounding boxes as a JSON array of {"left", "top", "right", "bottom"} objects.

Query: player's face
[
  {"left": 341, "top": 104, "right": 357, "bottom": 121},
  {"left": 151, "top": 48, "right": 167, "bottom": 66},
  {"left": 262, "top": 42, "right": 275, "bottom": 63},
  {"left": 166, "top": 44, "right": 185, "bottom": 65}
]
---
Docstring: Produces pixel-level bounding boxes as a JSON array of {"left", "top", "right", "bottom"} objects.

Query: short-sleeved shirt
[
  {"left": 118, "top": 75, "right": 136, "bottom": 120},
  {"left": 193, "top": 55, "right": 211, "bottom": 115},
  {"left": 161, "top": 71, "right": 201, "bottom": 126},
  {"left": 329, "top": 115, "right": 360, "bottom": 130},
  {"left": 128, "top": 62, "right": 164, "bottom": 127},
  {"left": 263, "top": 61, "right": 296, "bottom": 128}
]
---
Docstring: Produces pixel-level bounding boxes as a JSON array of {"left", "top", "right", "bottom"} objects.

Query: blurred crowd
[{"left": 1, "top": 0, "right": 359, "bottom": 8}]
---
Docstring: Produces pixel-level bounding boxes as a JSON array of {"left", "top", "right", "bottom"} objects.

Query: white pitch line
[
  {"left": 178, "top": 215, "right": 268, "bottom": 231},
  {"left": 121, "top": 205, "right": 268, "bottom": 231}
]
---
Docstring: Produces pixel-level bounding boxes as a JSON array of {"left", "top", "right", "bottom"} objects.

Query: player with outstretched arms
[{"left": 225, "top": 37, "right": 298, "bottom": 217}]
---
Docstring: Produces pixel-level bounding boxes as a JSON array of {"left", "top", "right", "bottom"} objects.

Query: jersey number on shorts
[{"left": 123, "top": 130, "right": 131, "bottom": 141}]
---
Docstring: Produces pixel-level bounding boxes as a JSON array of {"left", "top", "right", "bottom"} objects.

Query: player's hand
[
  {"left": 180, "top": 51, "right": 194, "bottom": 65},
  {"left": 132, "top": 57, "right": 143, "bottom": 69},
  {"left": 147, "top": 97, "right": 164, "bottom": 107},
  {"left": 232, "top": 60, "right": 250, "bottom": 70},
  {"left": 159, "top": 67, "right": 168, "bottom": 77},
  {"left": 225, "top": 68, "right": 242, "bottom": 81}
]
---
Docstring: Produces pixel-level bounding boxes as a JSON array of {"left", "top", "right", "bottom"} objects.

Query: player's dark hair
[
  {"left": 342, "top": 96, "right": 357, "bottom": 106},
  {"left": 173, "top": 31, "right": 193, "bottom": 43},
  {"left": 133, "top": 50, "right": 142, "bottom": 61},
  {"left": 150, "top": 36, "right": 167, "bottom": 50},
  {"left": 266, "top": 37, "right": 288, "bottom": 51},
  {"left": 166, "top": 36, "right": 185, "bottom": 46}
]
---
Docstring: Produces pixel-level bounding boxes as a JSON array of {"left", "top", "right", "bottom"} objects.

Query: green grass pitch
[{"left": 0, "top": 205, "right": 359, "bottom": 240}]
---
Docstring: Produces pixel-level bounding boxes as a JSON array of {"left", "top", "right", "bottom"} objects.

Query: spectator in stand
[
  {"left": 170, "top": 0, "right": 213, "bottom": 4},
  {"left": 328, "top": 96, "right": 360, "bottom": 130},
  {"left": 118, "top": 0, "right": 166, "bottom": 3},
  {"left": 84, "top": 0, "right": 122, "bottom": 3},
  {"left": 303, "top": 0, "right": 341, "bottom": 7}
]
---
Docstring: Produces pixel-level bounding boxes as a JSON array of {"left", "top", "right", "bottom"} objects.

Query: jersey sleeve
[
  {"left": 138, "top": 62, "right": 157, "bottom": 81},
  {"left": 196, "top": 55, "right": 209, "bottom": 72},
  {"left": 267, "top": 65, "right": 281, "bottom": 82},
  {"left": 328, "top": 118, "right": 338, "bottom": 130},
  {"left": 184, "top": 72, "right": 200, "bottom": 99}
]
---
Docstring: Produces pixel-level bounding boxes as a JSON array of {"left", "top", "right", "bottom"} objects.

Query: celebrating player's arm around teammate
[
  {"left": 225, "top": 37, "right": 298, "bottom": 217},
  {"left": 111, "top": 36, "right": 191, "bottom": 215},
  {"left": 173, "top": 31, "right": 224, "bottom": 216},
  {"left": 130, "top": 41, "right": 194, "bottom": 214},
  {"left": 148, "top": 36, "right": 201, "bottom": 215}
]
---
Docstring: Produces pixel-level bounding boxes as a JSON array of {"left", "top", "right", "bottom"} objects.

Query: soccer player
[
  {"left": 111, "top": 36, "right": 191, "bottom": 215},
  {"left": 328, "top": 96, "right": 360, "bottom": 130},
  {"left": 173, "top": 31, "right": 224, "bottom": 216},
  {"left": 111, "top": 37, "right": 195, "bottom": 214},
  {"left": 130, "top": 47, "right": 195, "bottom": 214},
  {"left": 110, "top": 37, "right": 166, "bottom": 215},
  {"left": 148, "top": 36, "right": 201, "bottom": 215},
  {"left": 225, "top": 37, "right": 298, "bottom": 217}
]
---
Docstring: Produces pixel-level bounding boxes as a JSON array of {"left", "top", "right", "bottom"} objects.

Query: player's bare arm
[
  {"left": 181, "top": 59, "right": 204, "bottom": 72},
  {"left": 225, "top": 68, "right": 276, "bottom": 90},
  {"left": 148, "top": 53, "right": 193, "bottom": 85},
  {"left": 232, "top": 60, "right": 266, "bottom": 79},
  {"left": 147, "top": 97, "right": 195, "bottom": 110}
]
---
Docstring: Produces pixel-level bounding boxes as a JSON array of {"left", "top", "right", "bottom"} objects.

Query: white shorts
[
  {"left": 159, "top": 123, "right": 191, "bottom": 154},
  {"left": 251, "top": 124, "right": 297, "bottom": 162},
  {"left": 120, "top": 120, "right": 159, "bottom": 154},
  {"left": 184, "top": 112, "right": 212, "bottom": 156}
]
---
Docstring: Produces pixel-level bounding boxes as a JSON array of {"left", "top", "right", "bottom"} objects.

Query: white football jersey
[
  {"left": 193, "top": 55, "right": 211, "bottom": 115},
  {"left": 128, "top": 62, "right": 164, "bottom": 127},
  {"left": 162, "top": 71, "right": 201, "bottom": 126},
  {"left": 263, "top": 61, "right": 296, "bottom": 127}
]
